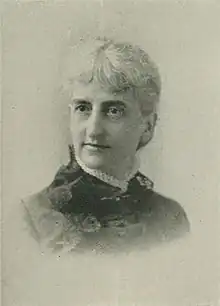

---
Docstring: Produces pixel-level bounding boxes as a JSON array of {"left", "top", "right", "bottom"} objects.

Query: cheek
[
  {"left": 110, "top": 122, "right": 142, "bottom": 146},
  {"left": 107, "top": 122, "right": 127, "bottom": 140},
  {"left": 70, "top": 120, "right": 84, "bottom": 142}
]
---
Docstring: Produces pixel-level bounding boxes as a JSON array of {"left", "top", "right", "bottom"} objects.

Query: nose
[{"left": 86, "top": 109, "right": 104, "bottom": 139}]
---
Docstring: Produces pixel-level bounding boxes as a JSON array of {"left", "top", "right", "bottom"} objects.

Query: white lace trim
[{"left": 75, "top": 154, "right": 140, "bottom": 192}]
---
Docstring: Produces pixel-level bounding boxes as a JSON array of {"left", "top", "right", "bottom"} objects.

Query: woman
[{"left": 23, "top": 37, "right": 190, "bottom": 253}]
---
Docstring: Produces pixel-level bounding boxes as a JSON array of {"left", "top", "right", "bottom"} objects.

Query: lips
[{"left": 83, "top": 143, "right": 110, "bottom": 150}]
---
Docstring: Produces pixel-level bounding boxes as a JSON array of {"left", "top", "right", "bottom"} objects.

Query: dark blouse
[{"left": 23, "top": 160, "right": 190, "bottom": 253}]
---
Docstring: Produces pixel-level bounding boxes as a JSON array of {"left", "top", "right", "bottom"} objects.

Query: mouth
[{"left": 83, "top": 143, "right": 110, "bottom": 150}]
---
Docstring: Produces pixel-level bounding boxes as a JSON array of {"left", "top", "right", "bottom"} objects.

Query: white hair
[{"left": 60, "top": 37, "right": 161, "bottom": 115}]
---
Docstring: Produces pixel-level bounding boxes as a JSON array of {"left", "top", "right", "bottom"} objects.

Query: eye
[
  {"left": 75, "top": 105, "right": 88, "bottom": 112},
  {"left": 74, "top": 102, "right": 91, "bottom": 115},
  {"left": 106, "top": 106, "right": 125, "bottom": 120}
]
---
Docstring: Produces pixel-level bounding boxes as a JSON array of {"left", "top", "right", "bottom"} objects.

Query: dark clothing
[{"left": 23, "top": 161, "right": 190, "bottom": 253}]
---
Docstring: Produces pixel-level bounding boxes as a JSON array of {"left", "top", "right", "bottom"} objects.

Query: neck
[
  {"left": 75, "top": 155, "right": 140, "bottom": 192},
  {"left": 105, "top": 156, "right": 136, "bottom": 181}
]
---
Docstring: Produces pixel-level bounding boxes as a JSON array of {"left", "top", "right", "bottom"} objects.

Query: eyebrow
[
  {"left": 72, "top": 99, "right": 90, "bottom": 105},
  {"left": 71, "top": 99, "right": 127, "bottom": 108},
  {"left": 102, "top": 100, "right": 127, "bottom": 108}
]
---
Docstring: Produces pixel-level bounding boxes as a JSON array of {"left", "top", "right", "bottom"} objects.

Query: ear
[{"left": 138, "top": 113, "right": 157, "bottom": 149}]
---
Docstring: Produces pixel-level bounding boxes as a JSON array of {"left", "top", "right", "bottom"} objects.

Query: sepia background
[{"left": 2, "top": 1, "right": 220, "bottom": 305}]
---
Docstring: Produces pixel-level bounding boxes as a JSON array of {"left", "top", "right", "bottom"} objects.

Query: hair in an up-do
[{"left": 60, "top": 37, "right": 161, "bottom": 116}]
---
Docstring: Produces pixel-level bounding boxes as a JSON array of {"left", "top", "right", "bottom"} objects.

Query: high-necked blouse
[{"left": 23, "top": 157, "right": 190, "bottom": 253}]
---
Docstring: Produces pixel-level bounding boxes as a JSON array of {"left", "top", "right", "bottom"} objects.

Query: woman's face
[{"left": 69, "top": 81, "right": 146, "bottom": 178}]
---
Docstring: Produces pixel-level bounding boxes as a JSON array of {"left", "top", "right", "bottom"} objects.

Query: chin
[{"left": 81, "top": 155, "right": 106, "bottom": 170}]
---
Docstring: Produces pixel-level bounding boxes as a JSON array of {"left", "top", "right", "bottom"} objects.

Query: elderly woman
[{"left": 23, "top": 38, "right": 190, "bottom": 253}]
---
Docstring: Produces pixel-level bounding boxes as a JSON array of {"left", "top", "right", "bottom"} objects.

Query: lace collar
[{"left": 75, "top": 154, "right": 140, "bottom": 192}]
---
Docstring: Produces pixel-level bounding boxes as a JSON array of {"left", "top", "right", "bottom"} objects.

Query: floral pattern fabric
[{"left": 23, "top": 158, "right": 189, "bottom": 253}]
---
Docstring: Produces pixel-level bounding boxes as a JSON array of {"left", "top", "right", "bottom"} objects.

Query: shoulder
[
  {"left": 21, "top": 189, "right": 72, "bottom": 244},
  {"left": 22, "top": 188, "right": 54, "bottom": 230},
  {"left": 140, "top": 190, "right": 190, "bottom": 241},
  {"left": 149, "top": 191, "right": 189, "bottom": 219},
  {"left": 21, "top": 189, "right": 52, "bottom": 241}
]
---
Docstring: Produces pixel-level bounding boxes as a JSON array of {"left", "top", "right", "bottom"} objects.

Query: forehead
[{"left": 70, "top": 80, "right": 139, "bottom": 107}]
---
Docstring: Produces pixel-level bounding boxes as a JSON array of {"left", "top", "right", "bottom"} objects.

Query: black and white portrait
[
  {"left": 21, "top": 36, "right": 190, "bottom": 253},
  {"left": 2, "top": 1, "right": 219, "bottom": 306}
]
